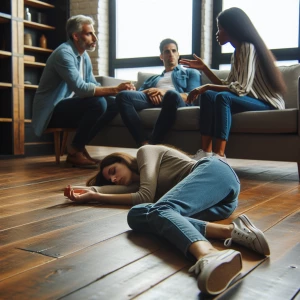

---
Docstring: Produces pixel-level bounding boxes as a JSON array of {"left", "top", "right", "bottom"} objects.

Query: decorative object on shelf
[
  {"left": 39, "top": 34, "right": 47, "bottom": 49},
  {"left": 24, "top": 55, "right": 35, "bottom": 62},
  {"left": 24, "top": 33, "right": 32, "bottom": 46},
  {"left": 24, "top": 80, "right": 32, "bottom": 85},
  {"left": 24, "top": 7, "right": 31, "bottom": 21},
  {"left": 37, "top": 12, "right": 47, "bottom": 24}
]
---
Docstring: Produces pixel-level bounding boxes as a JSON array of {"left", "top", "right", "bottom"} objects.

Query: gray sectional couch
[{"left": 91, "top": 64, "right": 300, "bottom": 180}]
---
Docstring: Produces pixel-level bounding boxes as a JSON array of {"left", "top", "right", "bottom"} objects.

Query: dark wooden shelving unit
[{"left": 0, "top": 0, "right": 69, "bottom": 157}]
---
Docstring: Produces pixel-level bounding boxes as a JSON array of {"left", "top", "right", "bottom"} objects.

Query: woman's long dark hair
[
  {"left": 217, "top": 7, "right": 286, "bottom": 94},
  {"left": 86, "top": 152, "right": 139, "bottom": 186}
]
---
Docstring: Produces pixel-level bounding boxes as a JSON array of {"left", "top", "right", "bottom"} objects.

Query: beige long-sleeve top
[
  {"left": 89, "top": 145, "right": 196, "bottom": 204},
  {"left": 222, "top": 42, "right": 285, "bottom": 110}
]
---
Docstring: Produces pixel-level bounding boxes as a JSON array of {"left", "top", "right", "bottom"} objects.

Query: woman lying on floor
[{"left": 64, "top": 144, "right": 270, "bottom": 296}]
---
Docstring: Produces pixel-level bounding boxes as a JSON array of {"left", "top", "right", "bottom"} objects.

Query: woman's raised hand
[{"left": 180, "top": 54, "right": 206, "bottom": 71}]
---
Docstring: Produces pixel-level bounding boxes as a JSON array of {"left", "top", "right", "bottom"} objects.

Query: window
[
  {"left": 109, "top": 0, "right": 202, "bottom": 80},
  {"left": 212, "top": 0, "right": 300, "bottom": 69}
]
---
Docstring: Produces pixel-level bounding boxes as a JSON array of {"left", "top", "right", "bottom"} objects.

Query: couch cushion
[
  {"left": 110, "top": 106, "right": 201, "bottom": 130},
  {"left": 278, "top": 64, "right": 300, "bottom": 109},
  {"left": 231, "top": 108, "right": 298, "bottom": 133},
  {"left": 109, "top": 106, "right": 298, "bottom": 133},
  {"left": 136, "top": 72, "right": 157, "bottom": 90}
]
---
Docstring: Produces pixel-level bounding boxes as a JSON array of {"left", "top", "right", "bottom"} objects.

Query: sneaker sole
[
  {"left": 199, "top": 250, "right": 242, "bottom": 295},
  {"left": 239, "top": 214, "right": 270, "bottom": 256}
]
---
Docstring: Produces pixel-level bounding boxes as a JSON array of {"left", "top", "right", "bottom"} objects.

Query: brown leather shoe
[
  {"left": 66, "top": 152, "right": 98, "bottom": 168},
  {"left": 83, "top": 147, "right": 101, "bottom": 164}
]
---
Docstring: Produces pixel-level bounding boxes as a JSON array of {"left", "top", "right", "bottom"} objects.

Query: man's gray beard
[{"left": 86, "top": 46, "right": 96, "bottom": 52}]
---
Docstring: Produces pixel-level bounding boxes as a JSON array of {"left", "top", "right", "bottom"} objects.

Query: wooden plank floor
[{"left": 0, "top": 146, "right": 299, "bottom": 300}]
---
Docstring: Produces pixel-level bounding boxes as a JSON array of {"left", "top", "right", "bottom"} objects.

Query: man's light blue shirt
[
  {"left": 32, "top": 39, "right": 100, "bottom": 137},
  {"left": 138, "top": 65, "right": 201, "bottom": 97}
]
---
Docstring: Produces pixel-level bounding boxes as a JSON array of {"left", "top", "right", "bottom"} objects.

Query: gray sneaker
[
  {"left": 192, "top": 149, "right": 213, "bottom": 160},
  {"left": 224, "top": 214, "right": 270, "bottom": 256},
  {"left": 189, "top": 249, "right": 242, "bottom": 295}
]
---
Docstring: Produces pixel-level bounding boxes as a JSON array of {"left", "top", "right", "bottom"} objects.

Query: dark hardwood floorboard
[
  {"left": 0, "top": 232, "right": 165, "bottom": 300},
  {"left": 0, "top": 146, "right": 299, "bottom": 300}
]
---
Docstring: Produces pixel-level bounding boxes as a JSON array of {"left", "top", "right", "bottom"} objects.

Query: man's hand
[
  {"left": 180, "top": 54, "right": 206, "bottom": 71},
  {"left": 117, "top": 81, "right": 136, "bottom": 92},
  {"left": 143, "top": 88, "right": 164, "bottom": 105}
]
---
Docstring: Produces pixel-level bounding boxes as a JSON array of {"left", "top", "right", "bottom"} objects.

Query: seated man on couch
[{"left": 115, "top": 38, "right": 201, "bottom": 146}]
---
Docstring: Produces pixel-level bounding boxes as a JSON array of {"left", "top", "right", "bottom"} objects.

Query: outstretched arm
[
  {"left": 64, "top": 185, "right": 133, "bottom": 205},
  {"left": 94, "top": 82, "right": 135, "bottom": 97},
  {"left": 187, "top": 84, "right": 230, "bottom": 103},
  {"left": 64, "top": 183, "right": 140, "bottom": 205}
]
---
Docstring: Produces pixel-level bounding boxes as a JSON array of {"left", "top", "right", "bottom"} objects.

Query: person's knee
[
  {"left": 115, "top": 91, "right": 134, "bottom": 107},
  {"left": 162, "top": 90, "right": 181, "bottom": 108},
  {"left": 90, "top": 96, "right": 107, "bottom": 112},
  {"left": 127, "top": 203, "right": 151, "bottom": 230},
  {"left": 201, "top": 90, "right": 217, "bottom": 103},
  {"left": 215, "top": 92, "right": 232, "bottom": 107},
  {"left": 127, "top": 207, "right": 137, "bottom": 229}
]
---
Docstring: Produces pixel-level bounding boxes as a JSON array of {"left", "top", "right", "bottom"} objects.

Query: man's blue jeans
[
  {"left": 116, "top": 90, "right": 191, "bottom": 146},
  {"left": 127, "top": 157, "right": 240, "bottom": 258},
  {"left": 48, "top": 96, "right": 118, "bottom": 151},
  {"left": 200, "top": 91, "right": 275, "bottom": 140}
]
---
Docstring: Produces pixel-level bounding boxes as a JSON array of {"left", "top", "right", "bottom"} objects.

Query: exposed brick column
[{"left": 201, "top": 0, "right": 213, "bottom": 67}]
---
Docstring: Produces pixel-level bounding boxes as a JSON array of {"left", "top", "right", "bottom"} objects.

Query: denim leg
[
  {"left": 116, "top": 91, "right": 155, "bottom": 146},
  {"left": 214, "top": 91, "right": 275, "bottom": 140},
  {"left": 200, "top": 91, "right": 275, "bottom": 141},
  {"left": 199, "top": 90, "right": 217, "bottom": 137},
  {"left": 127, "top": 157, "right": 240, "bottom": 257},
  {"left": 150, "top": 90, "right": 188, "bottom": 144},
  {"left": 48, "top": 96, "right": 108, "bottom": 150},
  {"left": 86, "top": 96, "right": 119, "bottom": 143}
]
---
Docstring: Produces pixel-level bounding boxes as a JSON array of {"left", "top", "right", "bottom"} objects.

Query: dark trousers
[
  {"left": 48, "top": 96, "right": 118, "bottom": 151},
  {"left": 116, "top": 90, "right": 190, "bottom": 146}
]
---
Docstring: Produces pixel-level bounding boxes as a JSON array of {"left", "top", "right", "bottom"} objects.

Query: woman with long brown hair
[{"left": 64, "top": 144, "right": 270, "bottom": 295}]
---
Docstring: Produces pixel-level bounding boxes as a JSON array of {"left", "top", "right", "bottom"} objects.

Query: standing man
[
  {"left": 32, "top": 15, "right": 134, "bottom": 167},
  {"left": 115, "top": 38, "right": 201, "bottom": 146}
]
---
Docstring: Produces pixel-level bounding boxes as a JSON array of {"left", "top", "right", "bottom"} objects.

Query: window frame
[
  {"left": 211, "top": 0, "right": 300, "bottom": 69},
  {"left": 108, "top": 0, "right": 202, "bottom": 77}
]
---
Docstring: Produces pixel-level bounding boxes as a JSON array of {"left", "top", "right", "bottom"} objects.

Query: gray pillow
[{"left": 136, "top": 72, "right": 158, "bottom": 90}]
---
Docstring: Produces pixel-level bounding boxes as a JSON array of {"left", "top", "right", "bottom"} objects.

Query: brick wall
[
  {"left": 69, "top": 0, "right": 213, "bottom": 76},
  {"left": 201, "top": 0, "right": 213, "bottom": 67}
]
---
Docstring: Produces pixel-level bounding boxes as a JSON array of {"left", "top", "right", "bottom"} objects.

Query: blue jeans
[
  {"left": 127, "top": 157, "right": 240, "bottom": 258},
  {"left": 48, "top": 96, "right": 118, "bottom": 151},
  {"left": 116, "top": 90, "right": 190, "bottom": 146},
  {"left": 200, "top": 91, "right": 275, "bottom": 140}
]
